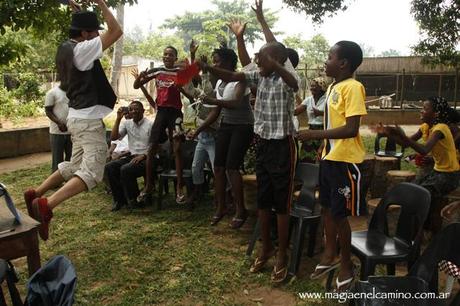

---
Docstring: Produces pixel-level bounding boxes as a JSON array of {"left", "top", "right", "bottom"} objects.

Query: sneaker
[
  {"left": 31, "top": 198, "right": 53, "bottom": 241},
  {"left": 23, "top": 189, "right": 37, "bottom": 217}
]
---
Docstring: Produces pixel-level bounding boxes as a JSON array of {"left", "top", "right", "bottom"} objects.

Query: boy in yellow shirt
[
  {"left": 380, "top": 97, "right": 460, "bottom": 233},
  {"left": 298, "top": 41, "right": 366, "bottom": 291}
]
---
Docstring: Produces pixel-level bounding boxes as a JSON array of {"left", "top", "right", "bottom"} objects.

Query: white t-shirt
[
  {"left": 119, "top": 118, "right": 153, "bottom": 155},
  {"left": 67, "top": 37, "right": 112, "bottom": 120},
  {"left": 44, "top": 86, "right": 70, "bottom": 135},
  {"left": 301, "top": 95, "right": 326, "bottom": 126}
]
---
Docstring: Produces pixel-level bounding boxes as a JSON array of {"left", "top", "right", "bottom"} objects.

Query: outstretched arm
[
  {"left": 92, "top": 0, "right": 123, "bottom": 51},
  {"left": 261, "top": 54, "right": 298, "bottom": 91},
  {"left": 203, "top": 81, "right": 247, "bottom": 109},
  {"left": 189, "top": 39, "right": 199, "bottom": 63},
  {"left": 131, "top": 68, "right": 155, "bottom": 109},
  {"left": 197, "top": 58, "right": 246, "bottom": 83},
  {"left": 298, "top": 115, "right": 361, "bottom": 140},
  {"left": 252, "top": 0, "right": 276, "bottom": 43},
  {"left": 228, "top": 20, "right": 251, "bottom": 67}
]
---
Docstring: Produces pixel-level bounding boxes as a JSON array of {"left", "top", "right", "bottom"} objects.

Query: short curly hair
[{"left": 212, "top": 47, "right": 238, "bottom": 71}]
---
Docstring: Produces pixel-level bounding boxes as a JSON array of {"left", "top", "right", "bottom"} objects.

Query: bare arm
[
  {"left": 269, "top": 57, "right": 299, "bottom": 91},
  {"left": 298, "top": 115, "right": 361, "bottom": 140},
  {"left": 193, "top": 107, "right": 221, "bottom": 138},
  {"left": 92, "top": 0, "right": 123, "bottom": 51},
  {"left": 409, "top": 129, "right": 423, "bottom": 142},
  {"left": 203, "top": 81, "right": 247, "bottom": 109},
  {"left": 189, "top": 39, "right": 199, "bottom": 63},
  {"left": 399, "top": 130, "right": 443, "bottom": 155},
  {"left": 131, "top": 68, "right": 155, "bottom": 108},
  {"left": 228, "top": 20, "right": 251, "bottom": 67},
  {"left": 294, "top": 104, "right": 307, "bottom": 116},
  {"left": 45, "top": 106, "right": 68, "bottom": 132},
  {"left": 198, "top": 61, "right": 246, "bottom": 83},
  {"left": 179, "top": 87, "right": 195, "bottom": 102},
  {"left": 252, "top": 0, "right": 276, "bottom": 43},
  {"left": 110, "top": 108, "right": 124, "bottom": 141}
]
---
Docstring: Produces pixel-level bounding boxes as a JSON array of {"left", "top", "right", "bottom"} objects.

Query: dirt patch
[
  {"left": 0, "top": 152, "right": 50, "bottom": 174},
  {"left": 0, "top": 116, "right": 49, "bottom": 131},
  {"left": 225, "top": 285, "right": 298, "bottom": 306}
]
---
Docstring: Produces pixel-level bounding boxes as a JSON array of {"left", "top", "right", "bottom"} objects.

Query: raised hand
[
  {"left": 227, "top": 19, "right": 247, "bottom": 38},
  {"left": 68, "top": 0, "right": 81, "bottom": 12},
  {"left": 189, "top": 39, "right": 199, "bottom": 54},
  {"left": 251, "top": 0, "right": 264, "bottom": 22},
  {"left": 130, "top": 68, "right": 139, "bottom": 79}
]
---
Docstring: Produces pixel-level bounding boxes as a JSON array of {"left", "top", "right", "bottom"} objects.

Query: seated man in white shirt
[{"left": 106, "top": 101, "right": 153, "bottom": 211}]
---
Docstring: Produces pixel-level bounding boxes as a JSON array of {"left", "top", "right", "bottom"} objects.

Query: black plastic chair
[
  {"left": 245, "top": 163, "right": 321, "bottom": 277},
  {"left": 351, "top": 223, "right": 460, "bottom": 306},
  {"left": 157, "top": 139, "right": 196, "bottom": 209},
  {"left": 351, "top": 182, "right": 430, "bottom": 280},
  {"left": 374, "top": 133, "right": 404, "bottom": 158},
  {"left": 287, "top": 163, "right": 321, "bottom": 276},
  {"left": 0, "top": 259, "right": 23, "bottom": 306}
]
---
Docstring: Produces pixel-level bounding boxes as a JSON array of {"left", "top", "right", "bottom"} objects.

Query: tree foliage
[
  {"left": 283, "top": 34, "right": 329, "bottom": 68},
  {"left": 379, "top": 49, "right": 401, "bottom": 57},
  {"left": 411, "top": 0, "right": 460, "bottom": 67},
  {"left": 123, "top": 32, "right": 187, "bottom": 60},
  {"left": 0, "top": 0, "right": 137, "bottom": 66},
  {"left": 282, "top": 0, "right": 353, "bottom": 23},
  {"left": 161, "top": 0, "right": 278, "bottom": 56},
  {"left": 282, "top": 0, "right": 459, "bottom": 66}
]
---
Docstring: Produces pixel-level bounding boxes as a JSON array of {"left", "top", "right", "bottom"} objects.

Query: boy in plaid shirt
[{"left": 197, "top": 41, "right": 299, "bottom": 283}]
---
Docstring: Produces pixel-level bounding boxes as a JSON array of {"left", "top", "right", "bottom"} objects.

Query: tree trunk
[{"left": 110, "top": 4, "right": 124, "bottom": 96}]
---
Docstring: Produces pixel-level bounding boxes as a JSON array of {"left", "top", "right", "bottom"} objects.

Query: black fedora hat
[{"left": 70, "top": 11, "right": 103, "bottom": 31}]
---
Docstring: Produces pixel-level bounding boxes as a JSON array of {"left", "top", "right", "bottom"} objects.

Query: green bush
[
  {"left": 0, "top": 73, "right": 44, "bottom": 119},
  {"left": 12, "top": 73, "right": 44, "bottom": 103}
]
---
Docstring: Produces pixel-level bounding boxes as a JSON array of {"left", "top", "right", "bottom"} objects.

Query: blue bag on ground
[{"left": 26, "top": 255, "right": 77, "bottom": 306}]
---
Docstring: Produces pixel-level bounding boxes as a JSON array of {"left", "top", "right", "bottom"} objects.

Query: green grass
[
  {"left": 2, "top": 164, "right": 338, "bottom": 306},
  {"left": 1, "top": 134, "right": 415, "bottom": 305}
]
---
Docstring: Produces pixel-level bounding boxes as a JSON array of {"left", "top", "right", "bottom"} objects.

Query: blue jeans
[{"left": 192, "top": 131, "right": 215, "bottom": 185}]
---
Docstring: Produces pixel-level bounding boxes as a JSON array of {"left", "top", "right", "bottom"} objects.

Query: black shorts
[
  {"left": 256, "top": 136, "right": 297, "bottom": 214},
  {"left": 214, "top": 123, "right": 253, "bottom": 170},
  {"left": 150, "top": 107, "right": 182, "bottom": 145},
  {"left": 319, "top": 159, "right": 362, "bottom": 218}
]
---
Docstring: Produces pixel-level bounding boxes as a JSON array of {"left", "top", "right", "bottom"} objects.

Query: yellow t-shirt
[
  {"left": 420, "top": 123, "right": 430, "bottom": 142},
  {"left": 322, "top": 78, "right": 367, "bottom": 164},
  {"left": 431, "top": 123, "right": 459, "bottom": 172}
]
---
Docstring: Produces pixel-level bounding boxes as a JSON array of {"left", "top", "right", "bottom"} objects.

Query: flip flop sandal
[
  {"left": 137, "top": 191, "right": 152, "bottom": 203},
  {"left": 210, "top": 211, "right": 227, "bottom": 226},
  {"left": 229, "top": 214, "right": 248, "bottom": 229},
  {"left": 334, "top": 266, "right": 357, "bottom": 293},
  {"left": 310, "top": 261, "right": 341, "bottom": 280},
  {"left": 250, "top": 249, "right": 277, "bottom": 273},
  {"left": 271, "top": 263, "right": 288, "bottom": 284}
]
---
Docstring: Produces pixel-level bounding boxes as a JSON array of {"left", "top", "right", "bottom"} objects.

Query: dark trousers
[
  {"left": 104, "top": 156, "right": 145, "bottom": 204},
  {"left": 50, "top": 134, "right": 72, "bottom": 173}
]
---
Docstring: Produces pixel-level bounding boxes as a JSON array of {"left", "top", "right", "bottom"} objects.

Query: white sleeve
[
  {"left": 44, "top": 89, "right": 55, "bottom": 107},
  {"left": 118, "top": 121, "right": 128, "bottom": 138},
  {"left": 73, "top": 37, "right": 103, "bottom": 71},
  {"left": 301, "top": 97, "right": 310, "bottom": 107},
  {"left": 316, "top": 96, "right": 327, "bottom": 111},
  {"left": 284, "top": 59, "right": 301, "bottom": 88}
]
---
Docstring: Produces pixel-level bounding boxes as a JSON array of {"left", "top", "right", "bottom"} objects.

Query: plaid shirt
[{"left": 244, "top": 71, "right": 296, "bottom": 139}]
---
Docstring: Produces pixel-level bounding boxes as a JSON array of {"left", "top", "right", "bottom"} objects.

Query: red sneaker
[
  {"left": 31, "top": 198, "right": 53, "bottom": 241},
  {"left": 24, "top": 189, "right": 37, "bottom": 217}
]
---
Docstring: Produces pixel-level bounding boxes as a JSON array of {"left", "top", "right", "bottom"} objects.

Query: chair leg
[
  {"left": 386, "top": 263, "right": 396, "bottom": 275},
  {"left": 360, "top": 260, "right": 375, "bottom": 281},
  {"left": 307, "top": 219, "right": 320, "bottom": 257},
  {"left": 288, "top": 218, "right": 307, "bottom": 277},
  {"left": 325, "top": 269, "right": 336, "bottom": 292},
  {"left": 158, "top": 177, "right": 165, "bottom": 210},
  {"left": 0, "top": 286, "right": 6, "bottom": 306},
  {"left": 246, "top": 218, "right": 261, "bottom": 256}
]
